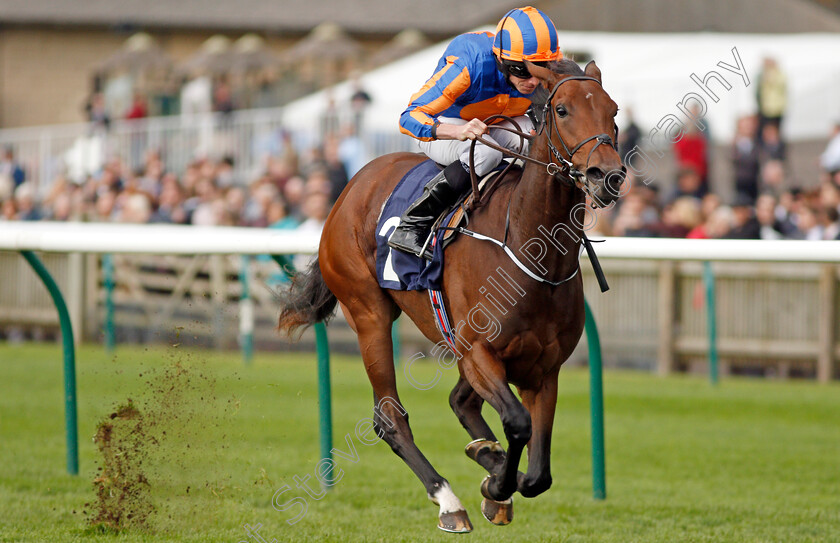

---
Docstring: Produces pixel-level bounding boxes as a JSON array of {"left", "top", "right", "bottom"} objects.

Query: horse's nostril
[
  {"left": 585, "top": 167, "right": 605, "bottom": 181},
  {"left": 605, "top": 170, "right": 625, "bottom": 197}
]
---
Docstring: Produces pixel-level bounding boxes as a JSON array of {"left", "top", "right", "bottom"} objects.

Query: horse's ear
[
  {"left": 584, "top": 60, "right": 602, "bottom": 83},
  {"left": 524, "top": 60, "right": 555, "bottom": 87}
]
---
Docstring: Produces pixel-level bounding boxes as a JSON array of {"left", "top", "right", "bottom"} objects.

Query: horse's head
[{"left": 526, "top": 59, "right": 625, "bottom": 207}]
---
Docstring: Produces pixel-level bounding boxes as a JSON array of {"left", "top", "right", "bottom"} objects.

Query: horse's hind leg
[
  {"left": 353, "top": 307, "right": 473, "bottom": 533},
  {"left": 449, "top": 377, "right": 506, "bottom": 476}
]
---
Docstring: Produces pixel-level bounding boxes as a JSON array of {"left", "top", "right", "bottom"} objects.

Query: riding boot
[{"left": 388, "top": 161, "right": 470, "bottom": 260}]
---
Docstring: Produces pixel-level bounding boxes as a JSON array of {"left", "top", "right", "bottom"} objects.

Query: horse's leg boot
[
  {"left": 387, "top": 161, "right": 468, "bottom": 260},
  {"left": 464, "top": 438, "right": 506, "bottom": 475}
]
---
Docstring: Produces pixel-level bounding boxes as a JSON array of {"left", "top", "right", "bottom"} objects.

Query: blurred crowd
[
  {"left": 0, "top": 132, "right": 355, "bottom": 237},
  {"left": 600, "top": 58, "right": 840, "bottom": 241},
  {"left": 2, "top": 57, "right": 840, "bottom": 241}
]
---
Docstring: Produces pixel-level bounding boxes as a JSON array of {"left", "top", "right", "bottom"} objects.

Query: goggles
[{"left": 504, "top": 60, "right": 548, "bottom": 79}]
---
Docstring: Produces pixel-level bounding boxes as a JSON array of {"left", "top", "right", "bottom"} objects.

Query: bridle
[
  {"left": 453, "top": 72, "right": 617, "bottom": 290},
  {"left": 539, "top": 75, "right": 619, "bottom": 181},
  {"left": 471, "top": 74, "right": 619, "bottom": 196}
]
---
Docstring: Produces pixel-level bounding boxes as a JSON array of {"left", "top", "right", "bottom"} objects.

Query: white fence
[{"left": 0, "top": 223, "right": 838, "bottom": 380}]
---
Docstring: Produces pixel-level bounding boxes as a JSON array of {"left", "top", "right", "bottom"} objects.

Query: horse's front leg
[
  {"left": 516, "top": 370, "right": 559, "bottom": 498},
  {"left": 461, "top": 344, "right": 531, "bottom": 503},
  {"left": 449, "top": 376, "right": 507, "bottom": 476}
]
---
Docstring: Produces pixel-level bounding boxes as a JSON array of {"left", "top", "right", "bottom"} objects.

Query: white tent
[{"left": 283, "top": 30, "right": 840, "bottom": 144}]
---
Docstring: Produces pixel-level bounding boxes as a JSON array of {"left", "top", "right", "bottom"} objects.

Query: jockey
[{"left": 388, "top": 6, "right": 562, "bottom": 258}]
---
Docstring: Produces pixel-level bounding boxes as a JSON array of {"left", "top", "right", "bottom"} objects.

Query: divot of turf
[
  {"left": 87, "top": 358, "right": 229, "bottom": 535},
  {"left": 89, "top": 399, "right": 154, "bottom": 530}
]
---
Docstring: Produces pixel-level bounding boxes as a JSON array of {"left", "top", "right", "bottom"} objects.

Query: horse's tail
[{"left": 277, "top": 257, "right": 338, "bottom": 337}]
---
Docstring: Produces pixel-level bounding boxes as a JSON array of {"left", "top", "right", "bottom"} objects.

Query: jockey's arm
[{"left": 433, "top": 119, "right": 488, "bottom": 141}]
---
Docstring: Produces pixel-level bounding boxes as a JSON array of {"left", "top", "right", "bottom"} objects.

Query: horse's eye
[{"left": 555, "top": 105, "right": 568, "bottom": 117}]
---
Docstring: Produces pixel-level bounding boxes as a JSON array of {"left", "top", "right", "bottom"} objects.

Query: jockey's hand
[
  {"left": 434, "top": 119, "right": 488, "bottom": 141},
  {"left": 457, "top": 119, "right": 488, "bottom": 141}
]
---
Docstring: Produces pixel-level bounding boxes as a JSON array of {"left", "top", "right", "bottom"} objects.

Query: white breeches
[{"left": 417, "top": 115, "right": 533, "bottom": 176}]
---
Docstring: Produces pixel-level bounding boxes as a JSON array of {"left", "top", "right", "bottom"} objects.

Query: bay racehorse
[{"left": 278, "top": 59, "right": 624, "bottom": 532}]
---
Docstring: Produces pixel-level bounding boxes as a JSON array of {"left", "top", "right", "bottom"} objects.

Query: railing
[
  {"left": 0, "top": 108, "right": 414, "bottom": 197},
  {"left": 2, "top": 226, "right": 838, "bottom": 382}
]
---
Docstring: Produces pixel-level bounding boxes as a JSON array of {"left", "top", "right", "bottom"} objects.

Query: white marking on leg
[{"left": 429, "top": 482, "right": 465, "bottom": 514}]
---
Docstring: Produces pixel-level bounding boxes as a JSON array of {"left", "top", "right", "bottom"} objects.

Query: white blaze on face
[
  {"left": 586, "top": 92, "right": 593, "bottom": 99},
  {"left": 429, "top": 482, "right": 465, "bottom": 514}
]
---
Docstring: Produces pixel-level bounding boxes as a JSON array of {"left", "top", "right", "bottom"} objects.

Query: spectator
[
  {"left": 650, "top": 197, "right": 701, "bottom": 238},
  {"left": 794, "top": 204, "right": 821, "bottom": 240},
  {"left": 666, "top": 167, "right": 704, "bottom": 203},
  {"left": 216, "top": 156, "right": 237, "bottom": 188},
  {"left": 687, "top": 194, "right": 721, "bottom": 238},
  {"left": 819, "top": 121, "right": 840, "bottom": 173},
  {"left": 213, "top": 78, "right": 235, "bottom": 114},
  {"left": 1, "top": 198, "right": 17, "bottom": 221},
  {"left": 673, "top": 120, "right": 708, "bottom": 191},
  {"left": 760, "top": 159, "right": 786, "bottom": 196},
  {"left": 731, "top": 116, "right": 761, "bottom": 204},
  {"left": 267, "top": 197, "right": 296, "bottom": 230},
  {"left": 611, "top": 189, "right": 658, "bottom": 237},
  {"left": 756, "top": 57, "right": 787, "bottom": 137},
  {"left": 759, "top": 123, "right": 785, "bottom": 163},
  {"left": 294, "top": 191, "right": 330, "bottom": 270},
  {"left": 618, "top": 108, "right": 642, "bottom": 162},
  {"left": 319, "top": 90, "right": 341, "bottom": 140},
  {"left": 348, "top": 73, "right": 373, "bottom": 135},
  {"left": 819, "top": 206, "right": 840, "bottom": 240},
  {"left": 85, "top": 92, "right": 111, "bottom": 133},
  {"left": 282, "top": 176, "right": 306, "bottom": 220},
  {"left": 322, "top": 136, "right": 349, "bottom": 204},
  {"left": 706, "top": 206, "right": 735, "bottom": 239},
  {"left": 723, "top": 194, "right": 761, "bottom": 239},
  {"left": 14, "top": 183, "right": 41, "bottom": 221},
  {"left": 0, "top": 147, "right": 26, "bottom": 192},
  {"left": 125, "top": 92, "right": 148, "bottom": 120},
  {"left": 820, "top": 180, "right": 840, "bottom": 215},
  {"left": 118, "top": 193, "right": 152, "bottom": 223},
  {"left": 755, "top": 194, "right": 785, "bottom": 240},
  {"left": 151, "top": 176, "right": 187, "bottom": 224}
]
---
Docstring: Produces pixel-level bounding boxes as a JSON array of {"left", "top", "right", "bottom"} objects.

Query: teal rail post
[
  {"left": 314, "top": 321, "right": 333, "bottom": 488},
  {"left": 239, "top": 256, "right": 254, "bottom": 365},
  {"left": 271, "top": 255, "right": 333, "bottom": 489},
  {"left": 103, "top": 254, "right": 116, "bottom": 353},
  {"left": 391, "top": 319, "right": 401, "bottom": 366},
  {"left": 584, "top": 299, "right": 606, "bottom": 500},
  {"left": 21, "top": 251, "right": 79, "bottom": 476},
  {"left": 703, "top": 261, "right": 719, "bottom": 385}
]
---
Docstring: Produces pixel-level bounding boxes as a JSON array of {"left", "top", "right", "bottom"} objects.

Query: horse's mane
[
  {"left": 528, "top": 58, "right": 586, "bottom": 108},
  {"left": 548, "top": 58, "right": 585, "bottom": 76}
]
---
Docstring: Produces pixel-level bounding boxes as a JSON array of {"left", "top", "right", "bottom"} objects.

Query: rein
[{"left": 454, "top": 74, "right": 615, "bottom": 290}]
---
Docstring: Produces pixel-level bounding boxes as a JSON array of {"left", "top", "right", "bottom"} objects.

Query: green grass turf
[{"left": 1, "top": 342, "right": 839, "bottom": 542}]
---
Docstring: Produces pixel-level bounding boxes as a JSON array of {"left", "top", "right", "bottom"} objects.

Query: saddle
[{"left": 432, "top": 160, "right": 523, "bottom": 250}]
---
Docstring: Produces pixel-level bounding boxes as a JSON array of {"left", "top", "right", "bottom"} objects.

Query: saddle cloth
[
  {"left": 375, "top": 160, "right": 449, "bottom": 291},
  {"left": 375, "top": 159, "right": 513, "bottom": 291}
]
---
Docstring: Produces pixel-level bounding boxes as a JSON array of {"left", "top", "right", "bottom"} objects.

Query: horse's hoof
[
  {"left": 481, "top": 496, "right": 513, "bottom": 526},
  {"left": 464, "top": 438, "right": 504, "bottom": 462},
  {"left": 438, "top": 510, "right": 473, "bottom": 533}
]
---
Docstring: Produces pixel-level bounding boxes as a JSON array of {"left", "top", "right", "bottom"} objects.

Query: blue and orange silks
[{"left": 399, "top": 32, "right": 539, "bottom": 142}]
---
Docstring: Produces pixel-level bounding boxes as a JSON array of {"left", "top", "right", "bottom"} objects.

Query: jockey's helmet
[{"left": 492, "top": 6, "right": 562, "bottom": 77}]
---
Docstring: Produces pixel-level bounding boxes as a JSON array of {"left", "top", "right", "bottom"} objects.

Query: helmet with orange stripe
[{"left": 492, "top": 6, "right": 562, "bottom": 79}]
